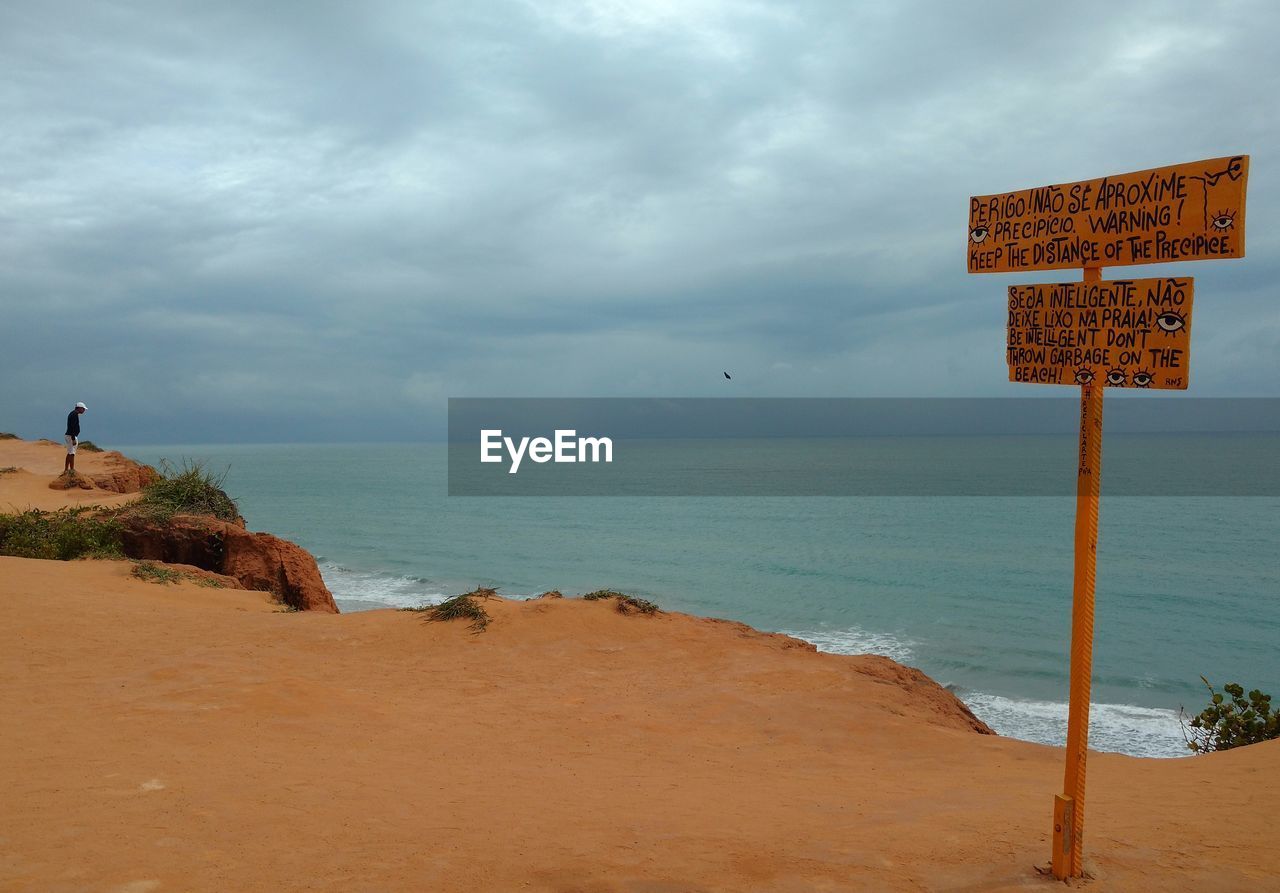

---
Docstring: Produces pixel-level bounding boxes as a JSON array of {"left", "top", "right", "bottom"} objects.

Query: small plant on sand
[
  {"left": 0, "top": 432, "right": 18, "bottom": 440},
  {"left": 274, "top": 601, "right": 301, "bottom": 612},
  {"left": 0, "top": 507, "right": 122, "bottom": 560},
  {"left": 131, "top": 561, "right": 184, "bottom": 584},
  {"left": 404, "top": 587, "right": 497, "bottom": 632},
  {"left": 76, "top": 441, "right": 104, "bottom": 452},
  {"left": 1180, "top": 677, "right": 1279, "bottom": 754},
  {"left": 0, "top": 466, "right": 17, "bottom": 476},
  {"left": 132, "top": 459, "right": 239, "bottom": 522},
  {"left": 195, "top": 577, "right": 226, "bottom": 589},
  {"left": 582, "top": 589, "right": 659, "bottom": 615}
]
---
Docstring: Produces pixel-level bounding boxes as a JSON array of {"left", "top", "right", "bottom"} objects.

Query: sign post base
[{"left": 1052, "top": 794, "right": 1076, "bottom": 879}]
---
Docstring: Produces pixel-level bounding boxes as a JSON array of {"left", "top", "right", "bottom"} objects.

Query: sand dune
[{"left": 1, "top": 556, "right": 1275, "bottom": 892}]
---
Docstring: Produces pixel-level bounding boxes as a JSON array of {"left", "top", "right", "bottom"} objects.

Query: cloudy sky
[{"left": 3, "top": 0, "right": 1277, "bottom": 442}]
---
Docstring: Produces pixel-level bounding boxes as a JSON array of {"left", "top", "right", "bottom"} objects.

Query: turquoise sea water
[{"left": 121, "top": 441, "right": 1279, "bottom": 758}]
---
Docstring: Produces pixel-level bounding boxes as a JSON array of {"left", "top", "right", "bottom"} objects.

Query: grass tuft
[
  {"left": 0, "top": 507, "right": 122, "bottom": 560},
  {"left": 130, "top": 459, "right": 239, "bottom": 522},
  {"left": 0, "top": 466, "right": 17, "bottom": 475},
  {"left": 0, "top": 432, "right": 18, "bottom": 440},
  {"left": 582, "top": 589, "right": 660, "bottom": 615},
  {"left": 131, "top": 561, "right": 184, "bottom": 584},
  {"left": 403, "top": 586, "right": 497, "bottom": 632},
  {"left": 77, "top": 441, "right": 104, "bottom": 452},
  {"left": 131, "top": 560, "right": 232, "bottom": 589}
]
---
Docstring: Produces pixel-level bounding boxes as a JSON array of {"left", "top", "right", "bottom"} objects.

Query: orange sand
[{"left": 1, "top": 556, "right": 1276, "bottom": 892}]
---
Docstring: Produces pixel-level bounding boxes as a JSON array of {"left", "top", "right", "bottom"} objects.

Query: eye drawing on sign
[
  {"left": 1074, "top": 367, "right": 1095, "bottom": 385},
  {"left": 1132, "top": 370, "right": 1154, "bottom": 388},
  {"left": 1191, "top": 156, "right": 1245, "bottom": 230},
  {"left": 970, "top": 224, "right": 990, "bottom": 244},
  {"left": 1106, "top": 369, "right": 1127, "bottom": 386},
  {"left": 1155, "top": 311, "right": 1186, "bottom": 334}
]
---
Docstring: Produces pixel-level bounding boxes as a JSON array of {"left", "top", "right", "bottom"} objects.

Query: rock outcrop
[
  {"left": 89, "top": 452, "right": 160, "bottom": 493},
  {"left": 43, "top": 453, "right": 157, "bottom": 494},
  {"left": 119, "top": 514, "right": 338, "bottom": 613},
  {"left": 845, "top": 654, "right": 995, "bottom": 735},
  {"left": 47, "top": 471, "right": 95, "bottom": 490}
]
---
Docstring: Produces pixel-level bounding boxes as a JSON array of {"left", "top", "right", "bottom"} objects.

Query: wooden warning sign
[
  {"left": 969, "top": 155, "right": 1248, "bottom": 273},
  {"left": 967, "top": 152, "right": 1250, "bottom": 881},
  {"left": 1007, "top": 277, "right": 1193, "bottom": 389}
]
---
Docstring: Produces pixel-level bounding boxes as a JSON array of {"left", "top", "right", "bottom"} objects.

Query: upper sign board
[{"left": 968, "top": 155, "right": 1248, "bottom": 273}]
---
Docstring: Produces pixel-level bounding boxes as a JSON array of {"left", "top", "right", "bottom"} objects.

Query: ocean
[{"left": 120, "top": 440, "right": 1279, "bottom": 758}]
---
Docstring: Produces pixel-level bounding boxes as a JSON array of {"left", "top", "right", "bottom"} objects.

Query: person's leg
[{"left": 64, "top": 436, "right": 76, "bottom": 473}]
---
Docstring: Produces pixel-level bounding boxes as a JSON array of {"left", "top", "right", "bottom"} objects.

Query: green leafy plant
[
  {"left": 131, "top": 560, "right": 232, "bottom": 589},
  {"left": 582, "top": 589, "right": 659, "bottom": 615},
  {"left": 132, "top": 459, "right": 239, "bottom": 521},
  {"left": 77, "top": 441, "right": 104, "bottom": 452},
  {"left": 403, "top": 586, "right": 497, "bottom": 632},
  {"left": 131, "top": 561, "right": 184, "bottom": 584},
  {"left": 1181, "top": 676, "right": 1279, "bottom": 753},
  {"left": 0, "top": 466, "right": 17, "bottom": 475},
  {"left": 0, "top": 507, "right": 123, "bottom": 560},
  {"left": 0, "top": 432, "right": 18, "bottom": 440}
]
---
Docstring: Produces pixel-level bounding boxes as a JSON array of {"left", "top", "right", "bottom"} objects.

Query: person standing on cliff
[{"left": 64, "top": 402, "right": 86, "bottom": 474}]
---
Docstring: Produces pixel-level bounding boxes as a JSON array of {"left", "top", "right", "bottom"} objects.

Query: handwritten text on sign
[
  {"left": 969, "top": 156, "right": 1247, "bottom": 273},
  {"left": 1007, "top": 278, "right": 1193, "bottom": 389}
]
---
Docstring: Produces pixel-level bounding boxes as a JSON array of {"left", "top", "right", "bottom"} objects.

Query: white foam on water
[
  {"left": 782, "top": 626, "right": 916, "bottom": 664},
  {"left": 320, "top": 563, "right": 549, "bottom": 610},
  {"left": 780, "top": 626, "right": 1189, "bottom": 758},
  {"left": 319, "top": 563, "right": 453, "bottom": 610},
  {"left": 958, "top": 690, "right": 1190, "bottom": 758}
]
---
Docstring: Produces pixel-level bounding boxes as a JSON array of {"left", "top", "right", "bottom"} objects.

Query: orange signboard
[
  {"left": 969, "top": 156, "right": 1248, "bottom": 273},
  {"left": 1007, "top": 277, "right": 1193, "bottom": 389}
]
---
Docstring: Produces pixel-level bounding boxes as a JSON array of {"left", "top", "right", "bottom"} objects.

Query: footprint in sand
[{"left": 139, "top": 779, "right": 165, "bottom": 792}]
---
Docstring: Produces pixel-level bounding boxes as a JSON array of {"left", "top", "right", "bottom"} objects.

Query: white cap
[{"left": 75, "top": 402, "right": 87, "bottom": 410}]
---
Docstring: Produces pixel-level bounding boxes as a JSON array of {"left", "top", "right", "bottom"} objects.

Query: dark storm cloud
[{"left": 2, "top": 0, "right": 1277, "bottom": 442}]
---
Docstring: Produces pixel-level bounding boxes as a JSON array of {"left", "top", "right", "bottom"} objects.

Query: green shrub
[
  {"left": 133, "top": 459, "right": 239, "bottom": 521},
  {"left": 582, "top": 589, "right": 659, "bottom": 615},
  {"left": 77, "top": 441, "right": 104, "bottom": 452},
  {"left": 0, "top": 508, "right": 122, "bottom": 560},
  {"left": 1181, "top": 676, "right": 1279, "bottom": 753},
  {"left": 403, "top": 586, "right": 496, "bottom": 632},
  {"left": 0, "top": 466, "right": 17, "bottom": 475},
  {"left": 0, "top": 432, "right": 18, "bottom": 440},
  {"left": 131, "top": 561, "right": 184, "bottom": 584}
]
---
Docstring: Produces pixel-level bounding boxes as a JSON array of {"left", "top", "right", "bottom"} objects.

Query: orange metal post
[{"left": 1052, "top": 265, "right": 1105, "bottom": 879}]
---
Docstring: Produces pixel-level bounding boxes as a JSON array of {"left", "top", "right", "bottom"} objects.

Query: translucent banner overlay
[{"left": 448, "top": 398, "right": 1279, "bottom": 496}]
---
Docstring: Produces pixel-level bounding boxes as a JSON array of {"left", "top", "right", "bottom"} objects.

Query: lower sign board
[{"left": 1007, "top": 277, "right": 1193, "bottom": 389}]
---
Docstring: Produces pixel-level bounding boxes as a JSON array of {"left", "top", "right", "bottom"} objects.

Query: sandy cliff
[
  {"left": 0, "top": 436, "right": 153, "bottom": 511},
  {"left": 1, "top": 556, "right": 1276, "bottom": 892},
  {"left": 0, "top": 436, "right": 336, "bottom": 612}
]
